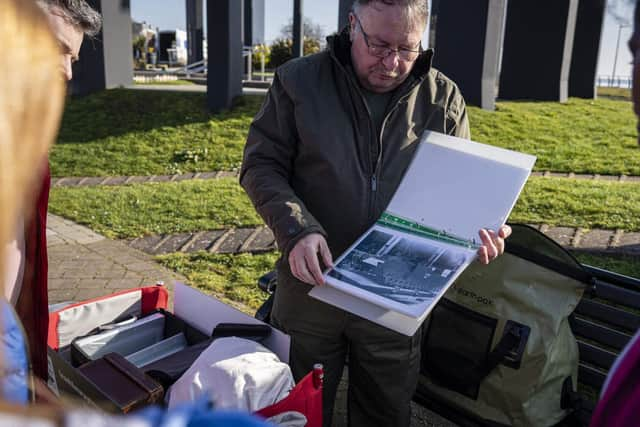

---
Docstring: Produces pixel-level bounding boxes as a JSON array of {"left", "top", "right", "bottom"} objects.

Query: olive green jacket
[{"left": 240, "top": 30, "right": 470, "bottom": 267}]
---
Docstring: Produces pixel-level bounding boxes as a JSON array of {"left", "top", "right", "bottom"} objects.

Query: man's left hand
[{"left": 476, "top": 225, "right": 511, "bottom": 265}]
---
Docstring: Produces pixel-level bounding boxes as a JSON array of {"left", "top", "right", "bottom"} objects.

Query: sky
[{"left": 130, "top": 0, "right": 635, "bottom": 78}]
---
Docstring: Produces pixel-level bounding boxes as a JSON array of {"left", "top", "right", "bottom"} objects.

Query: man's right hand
[{"left": 288, "top": 233, "right": 333, "bottom": 286}]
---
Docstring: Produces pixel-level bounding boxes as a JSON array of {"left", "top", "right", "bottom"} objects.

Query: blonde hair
[{"left": 0, "top": 0, "right": 65, "bottom": 288}]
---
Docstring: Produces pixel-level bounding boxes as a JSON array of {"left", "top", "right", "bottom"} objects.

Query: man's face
[
  {"left": 45, "top": 8, "right": 84, "bottom": 81},
  {"left": 349, "top": 4, "right": 424, "bottom": 93}
]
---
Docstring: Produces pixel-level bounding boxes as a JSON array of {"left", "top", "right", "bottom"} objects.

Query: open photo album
[{"left": 309, "top": 131, "right": 536, "bottom": 335}]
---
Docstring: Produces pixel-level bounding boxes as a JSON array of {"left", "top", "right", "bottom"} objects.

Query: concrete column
[
  {"left": 207, "top": 0, "right": 242, "bottom": 112},
  {"left": 338, "top": 0, "right": 351, "bottom": 31},
  {"left": 432, "top": 0, "right": 506, "bottom": 110},
  {"left": 569, "top": 0, "right": 606, "bottom": 98},
  {"left": 243, "top": 0, "right": 266, "bottom": 46},
  {"left": 186, "top": 0, "right": 204, "bottom": 64},
  {"left": 292, "top": 0, "right": 304, "bottom": 58},
  {"left": 499, "top": 0, "right": 578, "bottom": 102},
  {"left": 71, "top": 0, "right": 133, "bottom": 96}
]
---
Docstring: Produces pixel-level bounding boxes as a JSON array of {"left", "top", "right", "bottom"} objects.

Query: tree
[
  {"left": 268, "top": 37, "right": 321, "bottom": 68},
  {"left": 280, "top": 17, "right": 325, "bottom": 45},
  {"left": 251, "top": 44, "right": 271, "bottom": 69}
]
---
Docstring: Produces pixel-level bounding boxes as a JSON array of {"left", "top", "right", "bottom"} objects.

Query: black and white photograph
[{"left": 326, "top": 225, "right": 474, "bottom": 314}]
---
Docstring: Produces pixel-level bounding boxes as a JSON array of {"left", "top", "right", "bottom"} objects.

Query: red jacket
[{"left": 16, "top": 163, "right": 50, "bottom": 379}]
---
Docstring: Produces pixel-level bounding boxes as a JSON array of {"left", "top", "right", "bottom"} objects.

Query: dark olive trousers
[{"left": 271, "top": 270, "right": 422, "bottom": 427}]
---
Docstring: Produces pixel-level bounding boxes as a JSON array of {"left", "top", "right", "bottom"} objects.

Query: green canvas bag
[{"left": 417, "top": 224, "right": 590, "bottom": 427}]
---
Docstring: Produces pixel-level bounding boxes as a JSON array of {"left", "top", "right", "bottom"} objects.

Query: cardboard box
[{"left": 47, "top": 283, "right": 290, "bottom": 412}]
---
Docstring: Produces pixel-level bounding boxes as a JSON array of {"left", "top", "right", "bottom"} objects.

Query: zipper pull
[{"left": 371, "top": 175, "right": 377, "bottom": 192}]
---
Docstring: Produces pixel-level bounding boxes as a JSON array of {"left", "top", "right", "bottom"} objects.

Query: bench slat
[
  {"left": 577, "top": 340, "right": 618, "bottom": 371},
  {"left": 591, "top": 279, "right": 640, "bottom": 309},
  {"left": 579, "top": 363, "right": 607, "bottom": 390},
  {"left": 575, "top": 299, "right": 640, "bottom": 333},
  {"left": 570, "top": 316, "right": 633, "bottom": 351},
  {"left": 584, "top": 265, "right": 640, "bottom": 293}
]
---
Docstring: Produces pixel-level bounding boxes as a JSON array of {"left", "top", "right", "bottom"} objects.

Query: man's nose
[{"left": 381, "top": 51, "right": 400, "bottom": 70}]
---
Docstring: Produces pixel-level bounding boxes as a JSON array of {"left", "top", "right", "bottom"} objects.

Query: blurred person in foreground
[
  {"left": 4, "top": 0, "right": 101, "bottom": 382},
  {"left": 589, "top": 1, "right": 640, "bottom": 424},
  {"left": 0, "top": 1, "right": 270, "bottom": 425},
  {"left": 631, "top": 0, "right": 640, "bottom": 146}
]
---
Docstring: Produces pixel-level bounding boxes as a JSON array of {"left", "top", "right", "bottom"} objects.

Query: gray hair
[
  {"left": 352, "top": 0, "right": 429, "bottom": 29},
  {"left": 37, "top": 0, "right": 102, "bottom": 37}
]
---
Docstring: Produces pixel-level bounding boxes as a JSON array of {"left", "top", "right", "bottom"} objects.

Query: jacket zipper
[
  {"left": 370, "top": 79, "right": 423, "bottom": 205},
  {"left": 329, "top": 51, "right": 424, "bottom": 221}
]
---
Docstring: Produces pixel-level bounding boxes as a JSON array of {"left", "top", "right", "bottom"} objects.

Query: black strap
[
  {"left": 506, "top": 242, "right": 594, "bottom": 286},
  {"left": 470, "top": 327, "right": 521, "bottom": 386}
]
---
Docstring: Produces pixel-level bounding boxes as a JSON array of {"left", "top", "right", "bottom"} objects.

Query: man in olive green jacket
[{"left": 241, "top": 1, "right": 510, "bottom": 425}]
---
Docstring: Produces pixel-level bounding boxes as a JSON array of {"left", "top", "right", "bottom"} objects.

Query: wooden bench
[{"left": 255, "top": 245, "right": 640, "bottom": 426}]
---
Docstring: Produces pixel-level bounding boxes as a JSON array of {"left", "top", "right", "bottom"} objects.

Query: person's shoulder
[
  {"left": 424, "top": 67, "right": 463, "bottom": 96},
  {"left": 416, "top": 67, "right": 467, "bottom": 117},
  {"left": 276, "top": 50, "right": 330, "bottom": 75},
  {"left": 275, "top": 50, "right": 332, "bottom": 85}
]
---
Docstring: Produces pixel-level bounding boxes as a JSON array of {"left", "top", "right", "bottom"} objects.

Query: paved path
[
  {"left": 47, "top": 214, "right": 184, "bottom": 305},
  {"left": 125, "top": 84, "right": 268, "bottom": 96},
  {"left": 51, "top": 170, "right": 640, "bottom": 188},
  {"left": 126, "top": 224, "right": 640, "bottom": 256}
]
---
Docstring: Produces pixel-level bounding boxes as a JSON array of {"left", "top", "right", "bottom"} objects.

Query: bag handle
[{"left": 463, "top": 321, "right": 530, "bottom": 388}]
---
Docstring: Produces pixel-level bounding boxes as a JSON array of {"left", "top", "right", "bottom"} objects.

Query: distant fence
[{"left": 597, "top": 75, "right": 632, "bottom": 88}]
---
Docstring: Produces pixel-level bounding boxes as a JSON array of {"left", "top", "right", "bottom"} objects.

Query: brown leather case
[{"left": 78, "top": 352, "right": 164, "bottom": 413}]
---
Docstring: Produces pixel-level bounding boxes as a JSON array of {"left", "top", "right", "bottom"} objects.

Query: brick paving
[
  {"left": 51, "top": 171, "right": 640, "bottom": 188},
  {"left": 127, "top": 224, "right": 640, "bottom": 256},
  {"left": 47, "top": 214, "right": 184, "bottom": 305}
]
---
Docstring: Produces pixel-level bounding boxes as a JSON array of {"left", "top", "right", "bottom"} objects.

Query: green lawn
[
  {"left": 573, "top": 253, "right": 640, "bottom": 279},
  {"left": 469, "top": 97, "right": 638, "bottom": 175},
  {"left": 49, "top": 176, "right": 640, "bottom": 239},
  {"left": 48, "top": 88, "right": 640, "bottom": 293},
  {"left": 156, "top": 252, "right": 278, "bottom": 310},
  {"left": 50, "top": 90, "right": 639, "bottom": 177},
  {"left": 51, "top": 90, "right": 263, "bottom": 176},
  {"left": 510, "top": 177, "right": 640, "bottom": 230},
  {"left": 49, "top": 178, "right": 262, "bottom": 238}
]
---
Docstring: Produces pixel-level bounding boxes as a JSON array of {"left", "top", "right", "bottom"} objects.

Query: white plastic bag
[{"left": 168, "top": 337, "right": 295, "bottom": 412}]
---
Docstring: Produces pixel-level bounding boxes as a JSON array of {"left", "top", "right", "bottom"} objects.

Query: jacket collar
[{"left": 327, "top": 26, "right": 434, "bottom": 81}]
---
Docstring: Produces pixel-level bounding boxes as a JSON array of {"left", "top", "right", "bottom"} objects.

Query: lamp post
[{"left": 612, "top": 23, "right": 630, "bottom": 86}]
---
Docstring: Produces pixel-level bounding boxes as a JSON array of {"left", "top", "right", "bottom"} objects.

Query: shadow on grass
[{"left": 57, "top": 89, "right": 264, "bottom": 144}]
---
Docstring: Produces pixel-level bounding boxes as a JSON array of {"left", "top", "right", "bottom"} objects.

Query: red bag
[
  {"left": 48, "top": 285, "right": 168, "bottom": 350},
  {"left": 256, "top": 364, "right": 323, "bottom": 427}
]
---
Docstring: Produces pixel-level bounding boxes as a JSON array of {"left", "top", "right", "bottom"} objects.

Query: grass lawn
[
  {"left": 469, "top": 97, "right": 638, "bottom": 175},
  {"left": 156, "top": 251, "right": 278, "bottom": 310},
  {"left": 51, "top": 90, "right": 263, "bottom": 177},
  {"left": 49, "top": 178, "right": 262, "bottom": 239},
  {"left": 50, "top": 89, "right": 639, "bottom": 177},
  {"left": 48, "top": 88, "right": 640, "bottom": 299},
  {"left": 49, "top": 176, "right": 640, "bottom": 239},
  {"left": 510, "top": 177, "right": 640, "bottom": 230},
  {"left": 573, "top": 253, "right": 640, "bottom": 279}
]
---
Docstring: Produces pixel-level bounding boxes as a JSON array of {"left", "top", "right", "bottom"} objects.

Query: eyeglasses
[{"left": 353, "top": 14, "right": 420, "bottom": 62}]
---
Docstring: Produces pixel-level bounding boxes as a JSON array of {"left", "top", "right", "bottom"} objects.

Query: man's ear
[{"left": 348, "top": 12, "right": 356, "bottom": 41}]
